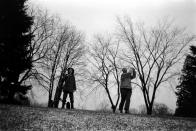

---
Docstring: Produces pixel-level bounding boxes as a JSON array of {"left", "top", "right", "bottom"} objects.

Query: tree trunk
[
  {"left": 113, "top": 88, "right": 120, "bottom": 113},
  {"left": 147, "top": 104, "right": 153, "bottom": 115},
  {"left": 53, "top": 80, "right": 63, "bottom": 108},
  {"left": 53, "top": 87, "right": 62, "bottom": 108},
  {"left": 114, "top": 75, "right": 120, "bottom": 113},
  {"left": 53, "top": 68, "right": 66, "bottom": 108},
  {"left": 146, "top": 87, "right": 156, "bottom": 115},
  {"left": 48, "top": 74, "right": 55, "bottom": 107},
  {"left": 112, "top": 105, "right": 116, "bottom": 113},
  {"left": 105, "top": 86, "right": 115, "bottom": 113},
  {"left": 48, "top": 93, "right": 53, "bottom": 107}
]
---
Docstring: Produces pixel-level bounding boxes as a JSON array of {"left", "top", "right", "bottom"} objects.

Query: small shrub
[
  {"left": 96, "top": 100, "right": 112, "bottom": 113},
  {"left": 138, "top": 103, "right": 174, "bottom": 115}
]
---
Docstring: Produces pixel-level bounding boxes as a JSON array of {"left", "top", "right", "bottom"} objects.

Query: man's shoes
[
  {"left": 125, "top": 110, "right": 130, "bottom": 114},
  {"left": 119, "top": 109, "right": 123, "bottom": 113}
]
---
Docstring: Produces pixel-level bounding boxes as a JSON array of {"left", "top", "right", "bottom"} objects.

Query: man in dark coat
[
  {"left": 62, "top": 68, "right": 76, "bottom": 109},
  {"left": 119, "top": 67, "right": 136, "bottom": 113}
]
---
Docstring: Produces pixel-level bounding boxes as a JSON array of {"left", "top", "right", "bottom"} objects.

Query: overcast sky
[
  {"left": 31, "top": 0, "right": 195, "bottom": 38},
  {"left": 30, "top": 0, "right": 196, "bottom": 110}
]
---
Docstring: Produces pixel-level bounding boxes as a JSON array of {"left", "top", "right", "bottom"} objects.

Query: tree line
[{"left": 0, "top": 0, "right": 195, "bottom": 117}]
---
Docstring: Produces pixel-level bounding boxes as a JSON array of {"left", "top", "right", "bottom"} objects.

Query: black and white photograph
[{"left": 0, "top": 0, "right": 196, "bottom": 130}]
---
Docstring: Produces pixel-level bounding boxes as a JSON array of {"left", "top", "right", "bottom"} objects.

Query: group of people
[{"left": 61, "top": 67, "right": 136, "bottom": 114}]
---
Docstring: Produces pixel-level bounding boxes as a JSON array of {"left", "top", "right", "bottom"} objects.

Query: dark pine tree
[
  {"left": 0, "top": 0, "right": 33, "bottom": 104},
  {"left": 175, "top": 45, "right": 196, "bottom": 117}
]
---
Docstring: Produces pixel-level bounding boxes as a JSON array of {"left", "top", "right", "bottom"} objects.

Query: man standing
[
  {"left": 62, "top": 68, "right": 76, "bottom": 109},
  {"left": 119, "top": 67, "right": 136, "bottom": 113}
]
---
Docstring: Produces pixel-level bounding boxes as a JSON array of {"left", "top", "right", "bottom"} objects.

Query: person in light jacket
[
  {"left": 62, "top": 68, "right": 76, "bottom": 109},
  {"left": 119, "top": 67, "right": 136, "bottom": 113}
]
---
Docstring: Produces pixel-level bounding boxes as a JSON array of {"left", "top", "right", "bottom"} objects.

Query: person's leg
[
  {"left": 69, "top": 92, "right": 74, "bottom": 109},
  {"left": 62, "top": 91, "right": 68, "bottom": 109},
  {"left": 66, "top": 102, "right": 70, "bottom": 109},
  {"left": 119, "top": 88, "right": 127, "bottom": 112},
  {"left": 124, "top": 89, "right": 132, "bottom": 113}
]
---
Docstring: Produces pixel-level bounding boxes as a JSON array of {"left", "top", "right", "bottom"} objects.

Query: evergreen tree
[
  {"left": 175, "top": 45, "right": 196, "bottom": 117},
  {"left": 0, "top": 0, "right": 33, "bottom": 104}
]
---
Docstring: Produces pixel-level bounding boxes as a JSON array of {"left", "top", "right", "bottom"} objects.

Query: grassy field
[{"left": 0, "top": 104, "right": 196, "bottom": 131}]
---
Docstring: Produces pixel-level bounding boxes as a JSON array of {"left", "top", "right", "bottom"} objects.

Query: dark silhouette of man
[{"left": 62, "top": 68, "right": 76, "bottom": 109}]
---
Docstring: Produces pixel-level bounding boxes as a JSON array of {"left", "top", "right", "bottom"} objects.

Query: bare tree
[
  {"left": 106, "top": 40, "right": 122, "bottom": 112},
  {"left": 117, "top": 17, "right": 195, "bottom": 115},
  {"left": 53, "top": 27, "right": 86, "bottom": 108},
  {"left": 24, "top": 7, "right": 86, "bottom": 107},
  {"left": 89, "top": 35, "right": 122, "bottom": 113},
  {"left": 44, "top": 25, "right": 73, "bottom": 107},
  {"left": 20, "top": 7, "right": 57, "bottom": 91}
]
